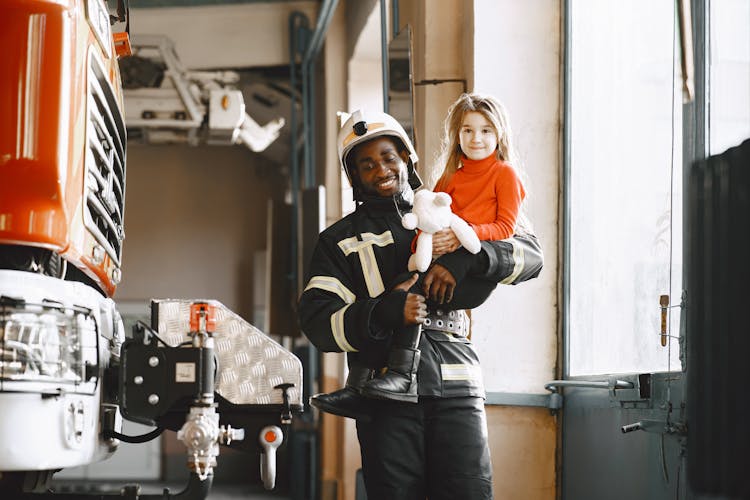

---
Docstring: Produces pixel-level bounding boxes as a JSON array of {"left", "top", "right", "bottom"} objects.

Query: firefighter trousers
[{"left": 356, "top": 396, "right": 493, "bottom": 500}]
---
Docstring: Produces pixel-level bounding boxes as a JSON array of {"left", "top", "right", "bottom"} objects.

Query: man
[{"left": 298, "top": 110, "right": 542, "bottom": 499}]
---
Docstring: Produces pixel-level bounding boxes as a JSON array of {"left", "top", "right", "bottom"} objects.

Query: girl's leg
[
  {"left": 361, "top": 271, "right": 424, "bottom": 402},
  {"left": 361, "top": 324, "right": 422, "bottom": 402}
]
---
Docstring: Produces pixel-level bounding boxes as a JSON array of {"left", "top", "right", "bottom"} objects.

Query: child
[
  {"left": 433, "top": 92, "right": 525, "bottom": 245},
  {"left": 359, "top": 92, "right": 527, "bottom": 401},
  {"left": 311, "top": 94, "right": 527, "bottom": 415}
]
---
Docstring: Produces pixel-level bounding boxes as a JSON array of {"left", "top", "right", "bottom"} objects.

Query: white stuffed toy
[{"left": 401, "top": 190, "right": 482, "bottom": 272}]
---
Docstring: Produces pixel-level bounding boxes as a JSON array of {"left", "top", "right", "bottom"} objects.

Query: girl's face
[{"left": 459, "top": 111, "right": 498, "bottom": 161}]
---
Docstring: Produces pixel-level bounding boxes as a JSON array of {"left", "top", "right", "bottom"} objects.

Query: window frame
[{"left": 561, "top": 0, "right": 710, "bottom": 379}]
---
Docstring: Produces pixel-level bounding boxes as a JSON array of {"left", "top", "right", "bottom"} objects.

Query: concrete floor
[
  {"left": 192, "top": 484, "right": 289, "bottom": 500},
  {"left": 51, "top": 481, "right": 292, "bottom": 499}
]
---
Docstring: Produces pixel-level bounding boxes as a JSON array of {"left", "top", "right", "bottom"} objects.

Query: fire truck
[{"left": 0, "top": 1, "right": 301, "bottom": 497}]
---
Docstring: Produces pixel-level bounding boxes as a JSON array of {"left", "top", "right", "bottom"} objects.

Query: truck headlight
[{"left": 1, "top": 301, "right": 95, "bottom": 385}]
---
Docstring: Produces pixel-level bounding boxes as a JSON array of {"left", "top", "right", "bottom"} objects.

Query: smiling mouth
[{"left": 376, "top": 177, "right": 397, "bottom": 189}]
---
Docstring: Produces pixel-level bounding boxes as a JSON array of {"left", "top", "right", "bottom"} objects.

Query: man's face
[{"left": 351, "top": 136, "right": 409, "bottom": 198}]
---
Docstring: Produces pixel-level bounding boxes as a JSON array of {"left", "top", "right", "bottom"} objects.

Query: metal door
[{"left": 558, "top": 1, "right": 750, "bottom": 498}]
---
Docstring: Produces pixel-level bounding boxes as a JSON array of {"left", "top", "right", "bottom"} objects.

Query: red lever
[{"left": 190, "top": 303, "right": 217, "bottom": 333}]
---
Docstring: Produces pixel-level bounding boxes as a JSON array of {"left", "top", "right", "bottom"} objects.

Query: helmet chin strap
[
  {"left": 395, "top": 185, "right": 414, "bottom": 205},
  {"left": 391, "top": 183, "right": 414, "bottom": 219}
]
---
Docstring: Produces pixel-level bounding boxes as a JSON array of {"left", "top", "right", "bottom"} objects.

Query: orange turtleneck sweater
[{"left": 434, "top": 155, "right": 525, "bottom": 241}]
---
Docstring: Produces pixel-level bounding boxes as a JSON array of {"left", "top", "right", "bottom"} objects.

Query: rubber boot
[
  {"left": 361, "top": 325, "right": 422, "bottom": 403},
  {"left": 310, "top": 364, "right": 374, "bottom": 421}
]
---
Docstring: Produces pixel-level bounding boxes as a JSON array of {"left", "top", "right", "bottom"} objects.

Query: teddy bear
[{"left": 401, "top": 190, "right": 482, "bottom": 272}]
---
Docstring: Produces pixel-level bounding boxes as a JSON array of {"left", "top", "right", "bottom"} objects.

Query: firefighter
[{"left": 298, "top": 110, "right": 542, "bottom": 499}]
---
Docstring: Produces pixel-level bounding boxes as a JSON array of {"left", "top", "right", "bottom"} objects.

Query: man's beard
[{"left": 358, "top": 167, "right": 413, "bottom": 204}]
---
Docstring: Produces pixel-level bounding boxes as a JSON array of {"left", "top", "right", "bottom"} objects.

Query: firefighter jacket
[{"left": 298, "top": 195, "right": 542, "bottom": 398}]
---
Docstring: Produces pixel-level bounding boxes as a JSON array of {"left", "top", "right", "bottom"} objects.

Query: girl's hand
[
  {"left": 432, "top": 229, "right": 461, "bottom": 256},
  {"left": 394, "top": 273, "right": 427, "bottom": 325}
]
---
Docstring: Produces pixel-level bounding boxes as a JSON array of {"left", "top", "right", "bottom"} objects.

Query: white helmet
[{"left": 337, "top": 110, "right": 421, "bottom": 195}]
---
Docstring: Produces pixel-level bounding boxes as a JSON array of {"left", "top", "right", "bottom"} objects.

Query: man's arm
[
  {"left": 298, "top": 235, "right": 424, "bottom": 366},
  {"left": 423, "top": 233, "right": 544, "bottom": 307},
  {"left": 477, "top": 233, "right": 544, "bottom": 284},
  {"left": 298, "top": 237, "right": 387, "bottom": 354}
]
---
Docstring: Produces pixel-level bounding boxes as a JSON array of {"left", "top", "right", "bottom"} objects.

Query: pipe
[
  {"left": 305, "top": 60, "right": 315, "bottom": 187},
  {"left": 301, "top": 0, "right": 339, "bottom": 188},
  {"left": 392, "top": 0, "right": 399, "bottom": 38},
  {"left": 380, "top": 0, "right": 389, "bottom": 113},
  {"left": 286, "top": 0, "right": 337, "bottom": 296},
  {"left": 301, "top": 0, "right": 337, "bottom": 64},
  {"left": 288, "top": 12, "right": 308, "bottom": 296}
]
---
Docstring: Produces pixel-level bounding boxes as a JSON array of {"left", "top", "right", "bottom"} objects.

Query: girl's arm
[
  {"left": 432, "top": 228, "right": 461, "bottom": 256},
  {"left": 470, "top": 164, "right": 525, "bottom": 241}
]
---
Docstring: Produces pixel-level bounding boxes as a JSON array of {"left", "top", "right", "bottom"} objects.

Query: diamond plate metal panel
[{"left": 153, "top": 299, "right": 302, "bottom": 407}]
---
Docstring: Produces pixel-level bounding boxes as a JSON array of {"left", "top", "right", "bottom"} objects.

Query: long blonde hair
[{"left": 432, "top": 93, "right": 533, "bottom": 234}]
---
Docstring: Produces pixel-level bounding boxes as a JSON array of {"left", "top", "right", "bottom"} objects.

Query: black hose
[
  {"left": 9, "top": 473, "right": 212, "bottom": 499},
  {"left": 141, "top": 473, "right": 213, "bottom": 500},
  {"left": 103, "top": 426, "right": 164, "bottom": 443}
]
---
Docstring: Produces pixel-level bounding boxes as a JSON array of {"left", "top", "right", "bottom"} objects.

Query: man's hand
[
  {"left": 422, "top": 263, "right": 457, "bottom": 304},
  {"left": 394, "top": 273, "right": 427, "bottom": 325},
  {"left": 432, "top": 228, "right": 461, "bottom": 257}
]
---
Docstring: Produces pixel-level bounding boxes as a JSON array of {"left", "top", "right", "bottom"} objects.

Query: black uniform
[{"left": 298, "top": 195, "right": 542, "bottom": 499}]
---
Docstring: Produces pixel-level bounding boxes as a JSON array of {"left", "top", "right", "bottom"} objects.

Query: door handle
[
  {"left": 621, "top": 418, "right": 686, "bottom": 435},
  {"left": 543, "top": 379, "right": 635, "bottom": 414},
  {"left": 544, "top": 379, "right": 635, "bottom": 393}
]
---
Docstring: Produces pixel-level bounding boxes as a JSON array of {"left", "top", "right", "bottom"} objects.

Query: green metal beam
[
  {"left": 485, "top": 392, "right": 551, "bottom": 408},
  {"left": 129, "top": 0, "right": 298, "bottom": 8}
]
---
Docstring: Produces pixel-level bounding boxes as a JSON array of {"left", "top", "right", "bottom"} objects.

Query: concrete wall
[
  {"left": 471, "top": 0, "right": 560, "bottom": 396},
  {"left": 130, "top": 1, "right": 318, "bottom": 69},
  {"left": 117, "top": 144, "right": 283, "bottom": 320},
  {"left": 472, "top": 3, "right": 561, "bottom": 497},
  {"left": 488, "top": 407, "right": 557, "bottom": 500},
  {"left": 397, "top": 1, "right": 561, "bottom": 498},
  {"left": 317, "top": 3, "right": 359, "bottom": 500}
]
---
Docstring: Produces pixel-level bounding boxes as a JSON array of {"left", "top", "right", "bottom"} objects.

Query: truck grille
[{"left": 84, "top": 52, "right": 126, "bottom": 266}]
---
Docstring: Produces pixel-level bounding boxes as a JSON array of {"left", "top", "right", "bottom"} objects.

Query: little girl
[
  {"left": 359, "top": 92, "right": 527, "bottom": 401},
  {"left": 313, "top": 93, "right": 528, "bottom": 413},
  {"left": 433, "top": 92, "right": 525, "bottom": 248}
]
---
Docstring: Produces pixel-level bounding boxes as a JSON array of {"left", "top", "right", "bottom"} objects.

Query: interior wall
[
  {"left": 117, "top": 144, "right": 283, "bottom": 324},
  {"left": 400, "top": 0, "right": 470, "bottom": 185},
  {"left": 323, "top": 3, "right": 348, "bottom": 227},
  {"left": 471, "top": 2, "right": 561, "bottom": 498},
  {"left": 397, "top": 1, "right": 561, "bottom": 498},
  {"left": 129, "top": 1, "right": 318, "bottom": 69},
  {"left": 318, "top": 3, "right": 360, "bottom": 500},
  {"left": 470, "top": 0, "right": 560, "bottom": 394},
  {"left": 343, "top": 1, "right": 385, "bottom": 216},
  {"left": 488, "top": 408, "right": 557, "bottom": 500}
]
